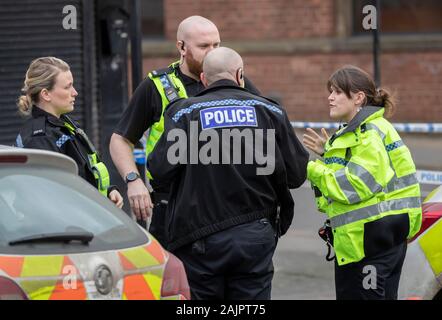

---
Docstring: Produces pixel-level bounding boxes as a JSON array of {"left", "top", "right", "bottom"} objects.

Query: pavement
[
  {"left": 271, "top": 131, "right": 441, "bottom": 300},
  {"left": 400, "top": 133, "right": 442, "bottom": 171}
]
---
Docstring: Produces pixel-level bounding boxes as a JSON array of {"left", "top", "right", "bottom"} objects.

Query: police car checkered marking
[
  {"left": 172, "top": 99, "right": 282, "bottom": 122},
  {"left": 325, "top": 157, "right": 349, "bottom": 166},
  {"left": 159, "top": 75, "right": 172, "bottom": 89},
  {"left": 385, "top": 140, "right": 404, "bottom": 152},
  {"left": 56, "top": 135, "right": 72, "bottom": 148}
]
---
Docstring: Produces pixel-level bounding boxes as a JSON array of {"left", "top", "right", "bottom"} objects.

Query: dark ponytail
[{"left": 372, "top": 87, "right": 395, "bottom": 118}]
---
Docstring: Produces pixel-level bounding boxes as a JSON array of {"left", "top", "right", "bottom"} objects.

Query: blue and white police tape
[
  {"left": 416, "top": 170, "right": 442, "bottom": 186},
  {"left": 133, "top": 148, "right": 146, "bottom": 165},
  {"left": 291, "top": 122, "right": 442, "bottom": 133}
]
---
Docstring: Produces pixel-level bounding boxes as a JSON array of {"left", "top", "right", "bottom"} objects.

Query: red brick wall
[
  {"left": 243, "top": 52, "right": 442, "bottom": 123},
  {"left": 140, "top": 0, "right": 442, "bottom": 123},
  {"left": 164, "top": 0, "right": 335, "bottom": 40},
  {"left": 141, "top": 52, "right": 442, "bottom": 123}
]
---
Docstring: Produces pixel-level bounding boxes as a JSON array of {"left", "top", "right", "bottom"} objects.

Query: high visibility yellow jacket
[
  {"left": 308, "top": 106, "right": 422, "bottom": 265},
  {"left": 16, "top": 107, "right": 111, "bottom": 197},
  {"left": 145, "top": 61, "right": 188, "bottom": 180}
]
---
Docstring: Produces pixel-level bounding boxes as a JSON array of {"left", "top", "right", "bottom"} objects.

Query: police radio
[{"left": 61, "top": 115, "right": 98, "bottom": 157}]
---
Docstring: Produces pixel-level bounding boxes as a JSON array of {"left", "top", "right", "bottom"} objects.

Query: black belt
[{"left": 151, "top": 191, "right": 169, "bottom": 205}]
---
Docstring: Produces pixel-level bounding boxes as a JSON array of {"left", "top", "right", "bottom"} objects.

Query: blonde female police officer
[
  {"left": 303, "top": 65, "right": 421, "bottom": 300},
  {"left": 16, "top": 57, "right": 123, "bottom": 208}
]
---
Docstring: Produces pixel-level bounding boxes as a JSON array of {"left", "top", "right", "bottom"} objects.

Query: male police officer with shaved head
[
  {"left": 110, "top": 16, "right": 259, "bottom": 247},
  {"left": 147, "top": 47, "right": 308, "bottom": 300}
]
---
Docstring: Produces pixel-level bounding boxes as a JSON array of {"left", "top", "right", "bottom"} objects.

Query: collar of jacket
[
  {"left": 32, "top": 105, "right": 65, "bottom": 128},
  {"left": 175, "top": 64, "right": 201, "bottom": 87},
  {"left": 328, "top": 106, "right": 384, "bottom": 145},
  {"left": 195, "top": 79, "right": 246, "bottom": 97}
]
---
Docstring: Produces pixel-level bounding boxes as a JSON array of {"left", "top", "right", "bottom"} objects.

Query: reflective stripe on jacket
[
  {"left": 145, "top": 61, "right": 188, "bottom": 180},
  {"left": 63, "top": 120, "right": 110, "bottom": 196},
  {"left": 16, "top": 106, "right": 112, "bottom": 197},
  {"left": 307, "top": 106, "right": 422, "bottom": 265}
]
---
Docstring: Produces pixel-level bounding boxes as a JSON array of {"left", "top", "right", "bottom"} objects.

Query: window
[
  {"left": 353, "top": 0, "right": 442, "bottom": 35},
  {"left": 0, "top": 167, "right": 148, "bottom": 254},
  {"left": 141, "top": 0, "right": 164, "bottom": 39}
]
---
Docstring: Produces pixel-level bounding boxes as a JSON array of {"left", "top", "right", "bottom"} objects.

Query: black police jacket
[
  {"left": 147, "top": 80, "right": 309, "bottom": 251},
  {"left": 15, "top": 106, "right": 98, "bottom": 189}
]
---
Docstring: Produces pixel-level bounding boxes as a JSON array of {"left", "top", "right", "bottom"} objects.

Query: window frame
[{"left": 349, "top": 0, "right": 442, "bottom": 36}]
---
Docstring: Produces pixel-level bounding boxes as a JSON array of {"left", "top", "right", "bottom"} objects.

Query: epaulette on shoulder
[
  {"left": 31, "top": 116, "right": 47, "bottom": 136},
  {"left": 61, "top": 114, "right": 80, "bottom": 129},
  {"left": 150, "top": 65, "right": 175, "bottom": 78},
  {"left": 165, "top": 97, "right": 185, "bottom": 112},
  {"left": 258, "top": 95, "right": 281, "bottom": 107}
]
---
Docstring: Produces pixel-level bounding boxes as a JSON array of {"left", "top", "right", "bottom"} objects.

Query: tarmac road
[{"left": 271, "top": 185, "right": 335, "bottom": 300}]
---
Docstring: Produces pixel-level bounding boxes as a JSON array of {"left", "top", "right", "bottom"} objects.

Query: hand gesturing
[{"left": 302, "top": 128, "right": 330, "bottom": 156}]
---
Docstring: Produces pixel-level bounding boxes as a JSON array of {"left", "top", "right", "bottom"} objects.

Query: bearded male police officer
[
  {"left": 109, "top": 16, "right": 259, "bottom": 246},
  {"left": 147, "top": 47, "right": 309, "bottom": 300}
]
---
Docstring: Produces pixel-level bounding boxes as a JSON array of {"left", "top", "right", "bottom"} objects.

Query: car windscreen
[{"left": 0, "top": 166, "right": 149, "bottom": 254}]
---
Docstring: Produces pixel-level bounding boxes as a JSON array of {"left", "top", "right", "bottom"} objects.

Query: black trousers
[
  {"left": 149, "top": 201, "right": 168, "bottom": 247},
  {"left": 334, "top": 241, "right": 407, "bottom": 300},
  {"left": 173, "top": 218, "right": 277, "bottom": 300}
]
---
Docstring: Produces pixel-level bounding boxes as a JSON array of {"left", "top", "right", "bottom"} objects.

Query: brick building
[{"left": 140, "top": 0, "right": 442, "bottom": 123}]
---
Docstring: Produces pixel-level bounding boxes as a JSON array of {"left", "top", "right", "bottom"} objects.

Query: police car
[
  {"left": 399, "top": 185, "right": 442, "bottom": 300},
  {"left": 0, "top": 147, "right": 189, "bottom": 300}
]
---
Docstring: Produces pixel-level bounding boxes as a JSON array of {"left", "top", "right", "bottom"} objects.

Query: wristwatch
[{"left": 125, "top": 171, "right": 140, "bottom": 183}]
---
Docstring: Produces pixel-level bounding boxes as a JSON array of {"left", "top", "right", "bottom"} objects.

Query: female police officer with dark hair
[
  {"left": 303, "top": 65, "right": 421, "bottom": 300},
  {"left": 15, "top": 56, "right": 123, "bottom": 208}
]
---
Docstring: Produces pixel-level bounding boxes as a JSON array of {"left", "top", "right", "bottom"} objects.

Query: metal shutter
[{"left": 0, "top": 0, "right": 97, "bottom": 146}]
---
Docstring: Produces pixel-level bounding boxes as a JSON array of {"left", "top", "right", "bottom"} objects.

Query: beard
[{"left": 185, "top": 49, "right": 203, "bottom": 79}]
